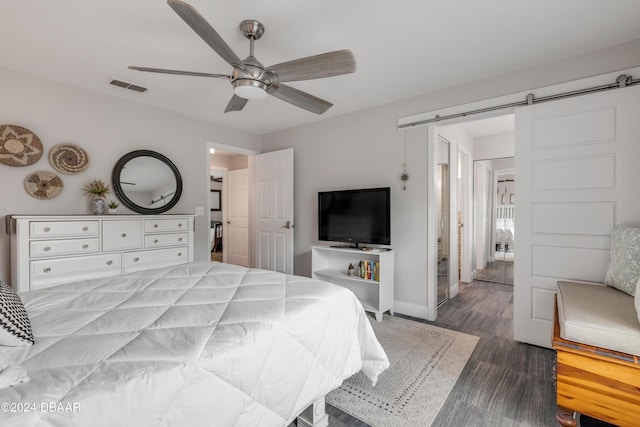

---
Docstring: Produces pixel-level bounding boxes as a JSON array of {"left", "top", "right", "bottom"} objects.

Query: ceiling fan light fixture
[{"left": 232, "top": 79, "right": 268, "bottom": 100}]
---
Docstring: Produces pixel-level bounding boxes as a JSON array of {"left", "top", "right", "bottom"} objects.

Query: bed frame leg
[
  {"left": 556, "top": 406, "right": 577, "bottom": 427},
  {"left": 297, "top": 396, "right": 329, "bottom": 427}
]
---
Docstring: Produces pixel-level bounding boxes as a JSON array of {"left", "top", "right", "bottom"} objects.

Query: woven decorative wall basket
[
  {"left": 24, "top": 171, "right": 63, "bottom": 200},
  {"left": 49, "top": 143, "right": 90, "bottom": 174},
  {"left": 0, "top": 125, "right": 43, "bottom": 167}
]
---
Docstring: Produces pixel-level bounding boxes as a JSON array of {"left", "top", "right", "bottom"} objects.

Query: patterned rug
[{"left": 327, "top": 314, "right": 479, "bottom": 426}]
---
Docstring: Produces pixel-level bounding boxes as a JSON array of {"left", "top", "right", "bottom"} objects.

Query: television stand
[
  {"left": 329, "top": 243, "right": 360, "bottom": 249},
  {"left": 311, "top": 246, "right": 394, "bottom": 322}
]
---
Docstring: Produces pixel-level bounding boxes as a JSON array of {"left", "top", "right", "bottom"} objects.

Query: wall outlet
[{"left": 195, "top": 206, "right": 204, "bottom": 215}]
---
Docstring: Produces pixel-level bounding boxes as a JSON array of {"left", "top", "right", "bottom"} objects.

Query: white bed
[{"left": 0, "top": 261, "right": 389, "bottom": 426}]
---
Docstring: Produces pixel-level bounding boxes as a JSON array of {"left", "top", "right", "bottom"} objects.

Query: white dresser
[{"left": 8, "top": 215, "right": 195, "bottom": 292}]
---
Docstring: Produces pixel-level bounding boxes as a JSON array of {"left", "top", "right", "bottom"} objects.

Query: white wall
[
  {"left": 0, "top": 67, "right": 260, "bottom": 285},
  {"left": 261, "top": 38, "right": 640, "bottom": 320},
  {"left": 474, "top": 133, "right": 515, "bottom": 160},
  {"left": 262, "top": 112, "right": 430, "bottom": 315}
]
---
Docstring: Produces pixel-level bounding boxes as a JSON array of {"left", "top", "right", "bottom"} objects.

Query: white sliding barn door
[
  {"left": 514, "top": 85, "right": 640, "bottom": 348},
  {"left": 254, "top": 148, "right": 294, "bottom": 274}
]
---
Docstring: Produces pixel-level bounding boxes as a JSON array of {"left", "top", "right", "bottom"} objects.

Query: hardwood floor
[
  {"left": 475, "top": 260, "right": 514, "bottom": 285},
  {"left": 326, "top": 280, "right": 560, "bottom": 426}
]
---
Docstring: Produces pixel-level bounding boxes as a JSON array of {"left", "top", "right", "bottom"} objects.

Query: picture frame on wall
[{"left": 210, "top": 189, "right": 221, "bottom": 211}]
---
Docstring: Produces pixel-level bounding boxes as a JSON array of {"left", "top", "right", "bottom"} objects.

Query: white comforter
[{"left": 0, "top": 262, "right": 389, "bottom": 426}]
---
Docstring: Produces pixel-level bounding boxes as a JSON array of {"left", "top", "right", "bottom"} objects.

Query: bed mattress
[{"left": 0, "top": 262, "right": 389, "bottom": 426}]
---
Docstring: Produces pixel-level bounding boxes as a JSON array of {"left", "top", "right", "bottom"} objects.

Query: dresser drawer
[
  {"left": 144, "top": 218, "right": 189, "bottom": 233},
  {"left": 102, "top": 220, "right": 143, "bottom": 251},
  {"left": 30, "top": 253, "right": 122, "bottom": 290},
  {"left": 124, "top": 247, "right": 188, "bottom": 273},
  {"left": 30, "top": 221, "right": 99, "bottom": 238},
  {"left": 30, "top": 238, "right": 100, "bottom": 258},
  {"left": 144, "top": 232, "right": 189, "bottom": 248}
]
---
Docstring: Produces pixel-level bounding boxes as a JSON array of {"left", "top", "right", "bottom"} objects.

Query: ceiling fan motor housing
[{"left": 230, "top": 55, "right": 275, "bottom": 99}]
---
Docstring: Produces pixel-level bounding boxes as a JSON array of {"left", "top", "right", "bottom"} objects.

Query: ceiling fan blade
[
  {"left": 268, "top": 84, "right": 333, "bottom": 114},
  {"left": 167, "top": 0, "right": 242, "bottom": 66},
  {"left": 224, "top": 95, "right": 249, "bottom": 113},
  {"left": 267, "top": 50, "right": 356, "bottom": 83},
  {"left": 128, "top": 66, "right": 229, "bottom": 79}
]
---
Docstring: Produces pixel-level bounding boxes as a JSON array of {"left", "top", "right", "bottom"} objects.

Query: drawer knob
[
  {"left": 106, "top": 260, "right": 113, "bottom": 266},
  {"left": 133, "top": 257, "right": 140, "bottom": 262},
  {"left": 43, "top": 267, "right": 51, "bottom": 273},
  {"left": 153, "top": 224, "right": 158, "bottom": 228},
  {"left": 82, "top": 244, "right": 89, "bottom": 249},
  {"left": 44, "top": 227, "right": 51, "bottom": 232},
  {"left": 43, "top": 246, "right": 51, "bottom": 252},
  {"left": 178, "top": 237, "right": 183, "bottom": 242},
  {"left": 178, "top": 223, "right": 183, "bottom": 227},
  {"left": 121, "top": 233, "right": 127, "bottom": 238},
  {"left": 82, "top": 226, "right": 88, "bottom": 231},
  {"left": 154, "top": 239, "right": 159, "bottom": 244},
  {"left": 177, "top": 252, "right": 182, "bottom": 257}
]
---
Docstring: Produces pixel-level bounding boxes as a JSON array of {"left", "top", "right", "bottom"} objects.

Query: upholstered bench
[{"left": 552, "top": 281, "right": 640, "bottom": 427}]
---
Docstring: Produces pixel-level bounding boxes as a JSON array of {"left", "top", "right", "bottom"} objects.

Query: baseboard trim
[
  {"left": 393, "top": 301, "right": 431, "bottom": 321},
  {"left": 450, "top": 282, "right": 459, "bottom": 298}
]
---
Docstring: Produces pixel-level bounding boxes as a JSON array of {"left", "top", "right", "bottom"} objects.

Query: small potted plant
[
  {"left": 108, "top": 200, "right": 119, "bottom": 215},
  {"left": 82, "top": 179, "right": 111, "bottom": 215}
]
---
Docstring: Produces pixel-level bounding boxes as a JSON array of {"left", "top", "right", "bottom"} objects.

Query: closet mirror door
[
  {"left": 474, "top": 158, "right": 514, "bottom": 285},
  {"left": 436, "top": 137, "right": 450, "bottom": 305}
]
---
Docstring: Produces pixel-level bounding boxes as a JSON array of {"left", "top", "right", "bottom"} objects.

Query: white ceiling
[{"left": 3, "top": 0, "right": 640, "bottom": 136}]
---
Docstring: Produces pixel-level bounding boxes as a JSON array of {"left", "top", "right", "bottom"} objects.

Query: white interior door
[
  {"left": 254, "top": 148, "right": 294, "bottom": 274},
  {"left": 514, "top": 85, "right": 640, "bottom": 348},
  {"left": 226, "top": 169, "right": 249, "bottom": 267}
]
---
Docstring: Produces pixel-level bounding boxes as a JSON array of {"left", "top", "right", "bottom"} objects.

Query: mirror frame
[{"left": 112, "top": 150, "right": 183, "bottom": 214}]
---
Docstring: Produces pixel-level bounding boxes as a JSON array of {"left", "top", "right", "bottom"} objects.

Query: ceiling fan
[{"left": 129, "top": 0, "right": 356, "bottom": 115}]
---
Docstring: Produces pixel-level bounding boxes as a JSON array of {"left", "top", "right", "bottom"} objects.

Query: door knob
[{"left": 282, "top": 220, "right": 294, "bottom": 229}]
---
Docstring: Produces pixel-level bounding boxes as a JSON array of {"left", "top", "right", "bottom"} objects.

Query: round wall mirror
[{"left": 112, "top": 150, "right": 183, "bottom": 214}]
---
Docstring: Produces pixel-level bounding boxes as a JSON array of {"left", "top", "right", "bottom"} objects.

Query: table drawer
[
  {"left": 30, "top": 254, "right": 122, "bottom": 290},
  {"left": 124, "top": 247, "right": 188, "bottom": 273},
  {"left": 30, "top": 238, "right": 100, "bottom": 258},
  {"left": 144, "top": 218, "right": 189, "bottom": 233},
  {"left": 30, "top": 221, "right": 99, "bottom": 238},
  {"left": 102, "top": 220, "right": 143, "bottom": 251},
  {"left": 144, "top": 233, "right": 189, "bottom": 248}
]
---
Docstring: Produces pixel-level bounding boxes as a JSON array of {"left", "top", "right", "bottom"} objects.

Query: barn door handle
[{"left": 282, "top": 220, "right": 294, "bottom": 229}]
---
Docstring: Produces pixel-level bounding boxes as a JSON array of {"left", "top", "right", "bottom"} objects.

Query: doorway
[
  {"left": 209, "top": 144, "right": 253, "bottom": 268},
  {"left": 474, "top": 157, "right": 515, "bottom": 285},
  {"left": 433, "top": 114, "right": 514, "bottom": 318},
  {"left": 207, "top": 144, "right": 295, "bottom": 274}
]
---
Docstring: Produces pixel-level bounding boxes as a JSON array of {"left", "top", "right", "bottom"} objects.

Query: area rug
[{"left": 327, "top": 314, "right": 479, "bottom": 426}]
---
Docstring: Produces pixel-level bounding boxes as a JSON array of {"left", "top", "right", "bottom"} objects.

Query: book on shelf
[{"left": 357, "top": 260, "right": 379, "bottom": 282}]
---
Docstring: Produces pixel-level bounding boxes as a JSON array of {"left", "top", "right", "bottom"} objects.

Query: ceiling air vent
[{"left": 108, "top": 78, "right": 148, "bottom": 93}]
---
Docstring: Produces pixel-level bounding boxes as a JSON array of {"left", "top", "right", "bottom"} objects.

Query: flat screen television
[{"left": 318, "top": 187, "right": 390, "bottom": 247}]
